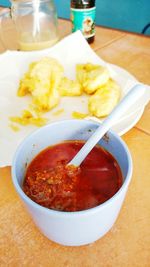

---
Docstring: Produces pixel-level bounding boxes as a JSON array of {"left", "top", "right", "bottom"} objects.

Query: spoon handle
[{"left": 69, "top": 84, "right": 145, "bottom": 166}]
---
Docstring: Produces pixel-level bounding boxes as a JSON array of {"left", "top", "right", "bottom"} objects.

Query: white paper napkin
[{"left": 0, "top": 31, "right": 149, "bottom": 167}]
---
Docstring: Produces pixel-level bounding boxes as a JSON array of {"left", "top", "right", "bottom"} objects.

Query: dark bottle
[{"left": 71, "top": 0, "right": 96, "bottom": 44}]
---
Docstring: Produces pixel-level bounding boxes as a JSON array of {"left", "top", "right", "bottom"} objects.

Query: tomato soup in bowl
[
  {"left": 23, "top": 141, "right": 123, "bottom": 212},
  {"left": 12, "top": 120, "right": 132, "bottom": 246}
]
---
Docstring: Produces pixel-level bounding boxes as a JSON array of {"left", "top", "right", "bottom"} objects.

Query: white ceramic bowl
[{"left": 12, "top": 120, "right": 132, "bottom": 246}]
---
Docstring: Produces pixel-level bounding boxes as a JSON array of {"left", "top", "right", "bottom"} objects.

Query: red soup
[{"left": 23, "top": 141, "right": 123, "bottom": 212}]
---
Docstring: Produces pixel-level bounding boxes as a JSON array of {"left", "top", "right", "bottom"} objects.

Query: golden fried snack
[
  {"left": 58, "top": 77, "right": 82, "bottom": 96},
  {"left": 18, "top": 57, "right": 64, "bottom": 111},
  {"left": 88, "top": 79, "right": 121, "bottom": 117},
  {"left": 76, "top": 63, "right": 110, "bottom": 94}
]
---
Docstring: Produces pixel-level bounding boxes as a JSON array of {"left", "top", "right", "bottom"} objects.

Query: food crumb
[
  {"left": 52, "top": 108, "right": 64, "bottom": 116},
  {"left": 72, "top": 111, "right": 88, "bottom": 119},
  {"left": 9, "top": 109, "right": 48, "bottom": 127},
  {"left": 103, "top": 133, "right": 109, "bottom": 143},
  {"left": 9, "top": 124, "right": 20, "bottom": 132}
]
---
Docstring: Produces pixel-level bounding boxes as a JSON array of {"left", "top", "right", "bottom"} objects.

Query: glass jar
[{"left": 0, "top": 0, "right": 59, "bottom": 51}]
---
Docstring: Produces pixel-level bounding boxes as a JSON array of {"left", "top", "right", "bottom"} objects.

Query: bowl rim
[{"left": 11, "top": 119, "right": 133, "bottom": 217}]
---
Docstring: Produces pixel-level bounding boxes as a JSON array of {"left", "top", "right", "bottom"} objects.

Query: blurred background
[{"left": 0, "top": 0, "right": 150, "bottom": 35}]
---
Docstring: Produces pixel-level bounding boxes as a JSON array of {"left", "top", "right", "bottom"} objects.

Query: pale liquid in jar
[{"left": 18, "top": 30, "right": 59, "bottom": 51}]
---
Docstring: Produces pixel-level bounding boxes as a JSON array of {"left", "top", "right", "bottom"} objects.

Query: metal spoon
[{"left": 68, "top": 84, "right": 146, "bottom": 167}]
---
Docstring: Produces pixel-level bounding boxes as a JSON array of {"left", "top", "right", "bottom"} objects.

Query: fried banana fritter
[
  {"left": 76, "top": 63, "right": 110, "bottom": 94},
  {"left": 88, "top": 79, "right": 121, "bottom": 117},
  {"left": 18, "top": 57, "right": 64, "bottom": 111}
]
